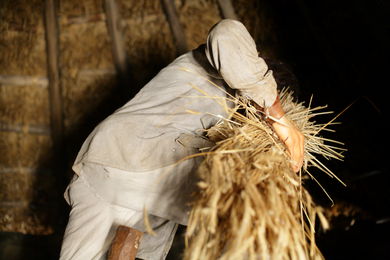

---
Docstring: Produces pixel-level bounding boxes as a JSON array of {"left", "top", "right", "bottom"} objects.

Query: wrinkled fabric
[
  {"left": 62, "top": 19, "right": 278, "bottom": 260},
  {"left": 206, "top": 19, "right": 277, "bottom": 107},
  {"left": 76, "top": 160, "right": 202, "bottom": 225},
  {"left": 60, "top": 173, "right": 178, "bottom": 260},
  {"left": 72, "top": 19, "right": 277, "bottom": 175},
  {"left": 72, "top": 48, "right": 227, "bottom": 174}
]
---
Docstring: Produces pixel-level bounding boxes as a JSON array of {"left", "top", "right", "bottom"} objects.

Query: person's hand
[
  {"left": 253, "top": 95, "right": 304, "bottom": 172},
  {"left": 272, "top": 117, "right": 304, "bottom": 172}
]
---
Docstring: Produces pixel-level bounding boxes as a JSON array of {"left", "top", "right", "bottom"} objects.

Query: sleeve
[{"left": 205, "top": 19, "right": 277, "bottom": 108}]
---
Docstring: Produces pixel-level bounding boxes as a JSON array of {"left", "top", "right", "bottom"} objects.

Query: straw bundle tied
[{"left": 183, "top": 88, "right": 345, "bottom": 260}]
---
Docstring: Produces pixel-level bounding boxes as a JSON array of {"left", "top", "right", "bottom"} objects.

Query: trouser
[{"left": 59, "top": 174, "right": 179, "bottom": 260}]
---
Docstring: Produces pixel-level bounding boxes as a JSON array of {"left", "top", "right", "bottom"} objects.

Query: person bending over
[{"left": 59, "top": 19, "right": 304, "bottom": 260}]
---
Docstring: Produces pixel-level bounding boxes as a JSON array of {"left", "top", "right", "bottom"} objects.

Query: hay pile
[{"left": 184, "top": 89, "right": 345, "bottom": 260}]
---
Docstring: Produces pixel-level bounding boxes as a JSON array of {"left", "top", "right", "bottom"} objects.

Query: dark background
[{"left": 262, "top": 0, "right": 390, "bottom": 259}]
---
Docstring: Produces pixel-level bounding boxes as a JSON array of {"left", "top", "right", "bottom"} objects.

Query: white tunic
[{"left": 60, "top": 19, "right": 278, "bottom": 260}]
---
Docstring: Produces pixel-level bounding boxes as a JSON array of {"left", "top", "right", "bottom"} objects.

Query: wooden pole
[
  {"left": 160, "top": 0, "right": 188, "bottom": 56},
  {"left": 44, "top": 0, "right": 69, "bottom": 231},
  {"left": 108, "top": 225, "right": 143, "bottom": 260},
  {"left": 44, "top": 0, "right": 64, "bottom": 147},
  {"left": 217, "top": 0, "right": 238, "bottom": 20},
  {"left": 103, "top": 0, "right": 130, "bottom": 81}
]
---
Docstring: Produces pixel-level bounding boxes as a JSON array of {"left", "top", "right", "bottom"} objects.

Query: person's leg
[
  {"left": 134, "top": 218, "right": 178, "bottom": 260},
  {"left": 59, "top": 175, "right": 140, "bottom": 260},
  {"left": 60, "top": 174, "right": 179, "bottom": 260}
]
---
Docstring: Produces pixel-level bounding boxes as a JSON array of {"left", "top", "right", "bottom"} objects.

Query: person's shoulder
[
  {"left": 161, "top": 47, "right": 209, "bottom": 77},
  {"left": 169, "top": 50, "right": 196, "bottom": 67}
]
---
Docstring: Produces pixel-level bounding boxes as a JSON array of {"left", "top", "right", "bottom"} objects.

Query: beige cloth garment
[
  {"left": 72, "top": 19, "right": 277, "bottom": 176},
  {"left": 60, "top": 168, "right": 178, "bottom": 260},
  {"left": 206, "top": 19, "right": 277, "bottom": 107},
  {"left": 60, "top": 19, "right": 278, "bottom": 260}
]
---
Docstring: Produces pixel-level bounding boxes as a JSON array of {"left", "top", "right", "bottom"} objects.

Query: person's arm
[
  {"left": 205, "top": 19, "right": 303, "bottom": 172},
  {"left": 205, "top": 19, "right": 277, "bottom": 107}
]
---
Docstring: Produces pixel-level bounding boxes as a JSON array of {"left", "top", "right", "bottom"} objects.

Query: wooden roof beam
[
  {"left": 217, "top": 0, "right": 238, "bottom": 20},
  {"left": 161, "top": 0, "right": 188, "bottom": 56},
  {"left": 44, "top": 0, "right": 64, "bottom": 147}
]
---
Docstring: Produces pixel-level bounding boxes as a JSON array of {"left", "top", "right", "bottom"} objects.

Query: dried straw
[{"left": 184, "top": 88, "right": 345, "bottom": 260}]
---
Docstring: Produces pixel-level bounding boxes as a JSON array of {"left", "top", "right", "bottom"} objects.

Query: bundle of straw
[{"left": 184, "top": 89, "right": 345, "bottom": 260}]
